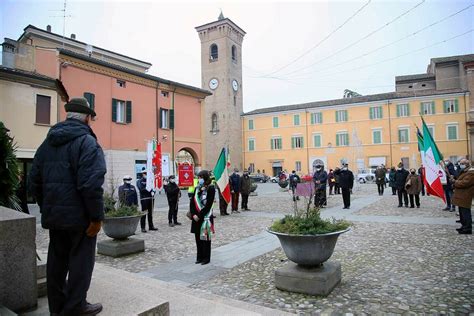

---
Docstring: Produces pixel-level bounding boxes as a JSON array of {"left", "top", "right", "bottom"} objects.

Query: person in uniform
[
  {"left": 313, "top": 164, "right": 328, "bottom": 207},
  {"left": 240, "top": 169, "right": 252, "bottom": 211},
  {"left": 137, "top": 168, "right": 157, "bottom": 232},
  {"left": 335, "top": 163, "right": 354, "bottom": 209},
  {"left": 118, "top": 175, "right": 138, "bottom": 207},
  {"left": 164, "top": 175, "right": 181, "bottom": 227}
]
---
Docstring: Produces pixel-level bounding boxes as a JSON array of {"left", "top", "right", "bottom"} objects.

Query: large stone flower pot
[
  {"left": 278, "top": 180, "right": 288, "bottom": 189},
  {"left": 267, "top": 228, "right": 350, "bottom": 267},
  {"left": 102, "top": 213, "right": 144, "bottom": 240}
]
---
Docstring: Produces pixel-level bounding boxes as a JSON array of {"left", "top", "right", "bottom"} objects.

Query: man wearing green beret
[{"left": 30, "top": 97, "right": 106, "bottom": 315}]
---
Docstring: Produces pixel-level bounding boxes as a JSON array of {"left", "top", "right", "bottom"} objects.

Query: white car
[
  {"left": 356, "top": 169, "right": 376, "bottom": 183},
  {"left": 270, "top": 176, "right": 278, "bottom": 183}
]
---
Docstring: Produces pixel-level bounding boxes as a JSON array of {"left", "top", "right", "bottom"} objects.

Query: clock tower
[{"left": 196, "top": 13, "right": 246, "bottom": 170}]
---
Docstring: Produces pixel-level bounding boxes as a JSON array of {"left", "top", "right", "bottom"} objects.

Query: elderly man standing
[
  {"left": 229, "top": 168, "right": 241, "bottom": 214},
  {"left": 452, "top": 159, "right": 474, "bottom": 235},
  {"left": 29, "top": 97, "right": 106, "bottom": 316}
]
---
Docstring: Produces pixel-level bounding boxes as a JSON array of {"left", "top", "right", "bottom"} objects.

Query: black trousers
[
  {"left": 231, "top": 192, "right": 239, "bottom": 211},
  {"left": 194, "top": 232, "right": 211, "bottom": 262},
  {"left": 409, "top": 194, "right": 420, "bottom": 207},
  {"left": 140, "top": 199, "right": 155, "bottom": 229},
  {"left": 341, "top": 188, "right": 351, "bottom": 208},
  {"left": 314, "top": 189, "right": 327, "bottom": 207},
  {"left": 219, "top": 196, "right": 228, "bottom": 214},
  {"left": 397, "top": 188, "right": 409, "bottom": 206},
  {"left": 329, "top": 185, "right": 334, "bottom": 195},
  {"left": 47, "top": 230, "right": 96, "bottom": 314},
  {"left": 241, "top": 193, "right": 249, "bottom": 209},
  {"left": 443, "top": 185, "right": 453, "bottom": 208},
  {"left": 168, "top": 200, "right": 178, "bottom": 223},
  {"left": 335, "top": 184, "right": 341, "bottom": 194},
  {"left": 377, "top": 183, "right": 384, "bottom": 195},
  {"left": 459, "top": 206, "right": 472, "bottom": 231},
  {"left": 420, "top": 181, "right": 425, "bottom": 196}
]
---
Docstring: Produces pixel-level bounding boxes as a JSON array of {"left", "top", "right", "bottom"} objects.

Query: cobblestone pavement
[{"left": 34, "top": 182, "right": 472, "bottom": 314}]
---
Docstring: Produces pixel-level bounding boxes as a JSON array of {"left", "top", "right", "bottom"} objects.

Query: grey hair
[{"left": 66, "top": 112, "right": 88, "bottom": 122}]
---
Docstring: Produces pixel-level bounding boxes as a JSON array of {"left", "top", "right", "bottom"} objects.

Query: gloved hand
[{"left": 86, "top": 221, "right": 102, "bottom": 237}]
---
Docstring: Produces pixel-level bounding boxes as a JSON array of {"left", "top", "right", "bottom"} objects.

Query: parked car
[
  {"left": 269, "top": 176, "right": 278, "bottom": 183},
  {"left": 249, "top": 174, "right": 269, "bottom": 183},
  {"left": 356, "top": 169, "right": 376, "bottom": 183}
]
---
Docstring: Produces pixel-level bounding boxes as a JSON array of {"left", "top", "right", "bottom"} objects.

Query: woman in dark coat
[
  {"left": 389, "top": 167, "right": 397, "bottom": 195},
  {"left": 190, "top": 170, "right": 215, "bottom": 265}
]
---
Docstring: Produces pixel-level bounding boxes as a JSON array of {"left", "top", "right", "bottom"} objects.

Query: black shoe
[
  {"left": 458, "top": 230, "right": 472, "bottom": 235},
  {"left": 195, "top": 260, "right": 202, "bottom": 264},
  {"left": 456, "top": 220, "right": 461, "bottom": 223},
  {"left": 405, "top": 205, "right": 409, "bottom": 208},
  {"left": 149, "top": 227, "right": 158, "bottom": 231},
  {"left": 410, "top": 206, "right": 414, "bottom": 208},
  {"left": 416, "top": 205, "right": 420, "bottom": 208},
  {"left": 442, "top": 207, "right": 450, "bottom": 211},
  {"left": 224, "top": 212, "right": 230, "bottom": 215},
  {"left": 174, "top": 222, "right": 182, "bottom": 225},
  {"left": 80, "top": 302, "right": 103, "bottom": 316},
  {"left": 169, "top": 223, "right": 174, "bottom": 227},
  {"left": 449, "top": 209, "right": 455, "bottom": 212},
  {"left": 201, "top": 261, "right": 210, "bottom": 265},
  {"left": 398, "top": 205, "right": 402, "bottom": 208},
  {"left": 141, "top": 229, "right": 147, "bottom": 233}
]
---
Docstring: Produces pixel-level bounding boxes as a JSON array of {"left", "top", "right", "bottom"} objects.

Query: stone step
[
  {"left": 37, "top": 278, "right": 47, "bottom": 298},
  {"left": 0, "top": 305, "right": 17, "bottom": 316},
  {"left": 25, "top": 263, "right": 292, "bottom": 316}
]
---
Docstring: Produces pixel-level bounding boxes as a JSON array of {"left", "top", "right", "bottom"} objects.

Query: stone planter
[
  {"left": 102, "top": 213, "right": 144, "bottom": 240},
  {"left": 267, "top": 228, "right": 350, "bottom": 267},
  {"left": 250, "top": 183, "right": 258, "bottom": 192}
]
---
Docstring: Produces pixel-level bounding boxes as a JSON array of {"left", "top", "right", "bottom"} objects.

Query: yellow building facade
[{"left": 242, "top": 90, "right": 470, "bottom": 176}]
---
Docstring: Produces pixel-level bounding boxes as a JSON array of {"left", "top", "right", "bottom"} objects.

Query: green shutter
[
  {"left": 396, "top": 105, "right": 400, "bottom": 117},
  {"left": 271, "top": 139, "right": 274, "bottom": 150},
  {"left": 345, "top": 134, "right": 349, "bottom": 146},
  {"left": 169, "top": 109, "right": 174, "bottom": 129},
  {"left": 379, "top": 106, "right": 383, "bottom": 119},
  {"left": 336, "top": 111, "right": 339, "bottom": 122},
  {"left": 369, "top": 107, "right": 374, "bottom": 120},
  {"left": 319, "top": 112, "right": 322, "bottom": 123},
  {"left": 112, "top": 99, "right": 117, "bottom": 122},
  {"left": 344, "top": 110, "right": 348, "bottom": 121},
  {"left": 443, "top": 100, "right": 448, "bottom": 113},
  {"left": 291, "top": 137, "right": 295, "bottom": 149},
  {"left": 398, "top": 130, "right": 402, "bottom": 142},
  {"left": 126, "top": 101, "right": 132, "bottom": 123},
  {"left": 454, "top": 99, "right": 459, "bottom": 112},
  {"left": 301, "top": 137, "right": 304, "bottom": 148},
  {"left": 431, "top": 102, "right": 435, "bottom": 114},
  {"left": 159, "top": 108, "right": 163, "bottom": 128},
  {"left": 407, "top": 104, "right": 410, "bottom": 116},
  {"left": 84, "top": 92, "right": 95, "bottom": 111},
  {"left": 310, "top": 113, "right": 315, "bottom": 124},
  {"left": 249, "top": 119, "right": 254, "bottom": 130},
  {"left": 336, "top": 135, "right": 340, "bottom": 146}
]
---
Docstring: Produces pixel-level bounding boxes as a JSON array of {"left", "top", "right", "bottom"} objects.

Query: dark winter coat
[
  {"left": 328, "top": 172, "right": 335, "bottom": 187},
  {"left": 444, "top": 162, "right": 457, "bottom": 190},
  {"left": 190, "top": 184, "right": 215, "bottom": 234},
  {"left": 405, "top": 174, "right": 422, "bottom": 195},
  {"left": 452, "top": 167, "right": 474, "bottom": 209},
  {"left": 313, "top": 170, "right": 328, "bottom": 190},
  {"left": 336, "top": 169, "right": 354, "bottom": 189},
  {"left": 289, "top": 174, "right": 301, "bottom": 188},
  {"left": 118, "top": 183, "right": 138, "bottom": 206},
  {"left": 240, "top": 175, "right": 252, "bottom": 195},
  {"left": 375, "top": 168, "right": 386, "bottom": 185},
  {"left": 29, "top": 119, "right": 106, "bottom": 230},
  {"left": 229, "top": 173, "right": 241, "bottom": 193},
  {"left": 389, "top": 170, "right": 396, "bottom": 187},
  {"left": 164, "top": 182, "right": 181, "bottom": 204},
  {"left": 394, "top": 168, "right": 409, "bottom": 190}
]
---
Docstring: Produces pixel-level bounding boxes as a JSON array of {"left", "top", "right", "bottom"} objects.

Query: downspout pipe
[{"left": 172, "top": 87, "right": 177, "bottom": 175}]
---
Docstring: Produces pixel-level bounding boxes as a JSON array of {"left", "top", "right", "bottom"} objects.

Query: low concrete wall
[{"left": 0, "top": 206, "right": 37, "bottom": 312}]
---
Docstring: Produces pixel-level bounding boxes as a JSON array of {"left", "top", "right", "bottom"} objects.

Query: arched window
[
  {"left": 210, "top": 44, "right": 218, "bottom": 61},
  {"left": 211, "top": 113, "right": 218, "bottom": 132},
  {"left": 231, "top": 45, "right": 237, "bottom": 62}
]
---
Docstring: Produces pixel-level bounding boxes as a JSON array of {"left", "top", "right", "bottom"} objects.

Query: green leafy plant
[
  {"left": 0, "top": 122, "right": 20, "bottom": 211},
  {"left": 105, "top": 204, "right": 141, "bottom": 217}
]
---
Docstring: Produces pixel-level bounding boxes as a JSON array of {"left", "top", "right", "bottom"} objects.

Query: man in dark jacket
[
  {"left": 313, "top": 164, "right": 328, "bottom": 207},
  {"left": 29, "top": 97, "right": 105, "bottom": 316},
  {"left": 418, "top": 165, "right": 425, "bottom": 196},
  {"left": 118, "top": 175, "right": 138, "bottom": 207},
  {"left": 442, "top": 159, "right": 457, "bottom": 211},
  {"left": 289, "top": 170, "right": 301, "bottom": 201},
  {"left": 137, "top": 168, "right": 157, "bottom": 232},
  {"left": 394, "top": 162, "right": 409, "bottom": 207},
  {"left": 335, "top": 163, "right": 354, "bottom": 209},
  {"left": 229, "top": 168, "right": 241, "bottom": 213},
  {"left": 240, "top": 170, "right": 252, "bottom": 210},
  {"left": 375, "top": 165, "right": 386, "bottom": 196},
  {"left": 164, "top": 175, "right": 181, "bottom": 226}
]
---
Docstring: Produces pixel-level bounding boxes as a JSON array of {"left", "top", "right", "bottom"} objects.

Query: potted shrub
[
  {"left": 102, "top": 193, "right": 144, "bottom": 240},
  {"left": 278, "top": 179, "right": 288, "bottom": 189},
  {"left": 268, "top": 182, "right": 350, "bottom": 267},
  {"left": 250, "top": 182, "right": 258, "bottom": 193}
]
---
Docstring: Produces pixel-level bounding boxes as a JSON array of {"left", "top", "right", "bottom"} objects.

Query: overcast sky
[{"left": 1, "top": 0, "right": 473, "bottom": 112}]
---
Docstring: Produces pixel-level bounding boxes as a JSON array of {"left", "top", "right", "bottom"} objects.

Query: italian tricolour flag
[
  {"left": 213, "top": 147, "right": 231, "bottom": 204},
  {"left": 422, "top": 118, "right": 446, "bottom": 202}
]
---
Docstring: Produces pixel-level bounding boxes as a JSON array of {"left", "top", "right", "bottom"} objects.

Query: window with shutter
[
  {"left": 372, "top": 130, "right": 382, "bottom": 144},
  {"left": 169, "top": 109, "right": 174, "bottom": 129},
  {"left": 314, "top": 134, "right": 321, "bottom": 147},
  {"left": 447, "top": 125, "right": 458, "bottom": 140},
  {"left": 112, "top": 99, "right": 117, "bottom": 122},
  {"left": 35, "top": 95, "right": 51, "bottom": 124},
  {"left": 84, "top": 92, "right": 95, "bottom": 112},
  {"left": 273, "top": 117, "right": 279, "bottom": 128},
  {"left": 369, "top": 107, "right": 374, "bottom": 120},
  {"left": 248, "top": 139, "right": 255, "bottom": 151},
  {"left": 126, "top": 101, "right": 132, "bottom": 123},
  {"left": 248, "top": 119, "right": 254, "bottom": 130},
  {"left": 160, "top": 108, "right": 169, "bottom": 128},
  {"left": 293, "top": 115, "right": 300, "bottom": 126}
]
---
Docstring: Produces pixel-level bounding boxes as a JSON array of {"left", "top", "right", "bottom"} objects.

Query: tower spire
[{"left": 218, "top": 9, "right": 225, "bottom": 20}]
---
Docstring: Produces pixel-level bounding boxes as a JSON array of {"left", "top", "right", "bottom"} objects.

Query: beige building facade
[{"left": 196, "top": 14, "right": 246, "bottom": 170}]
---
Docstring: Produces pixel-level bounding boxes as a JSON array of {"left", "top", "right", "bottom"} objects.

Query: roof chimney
[
  {"left": 47, "top": 25, "right": 51, "bottom": 32},
  {"left": 70, "top": 34, "right": 76, "bottom": 40}
]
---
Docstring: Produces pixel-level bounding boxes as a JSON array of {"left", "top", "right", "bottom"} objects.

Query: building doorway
[{"left": 18, "top": 158, "right": 35, "bottom": 203}]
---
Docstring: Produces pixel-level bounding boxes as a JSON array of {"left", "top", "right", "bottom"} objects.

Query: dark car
[{"left": 249, "top": 174, "right": 268, "bottom": 183}]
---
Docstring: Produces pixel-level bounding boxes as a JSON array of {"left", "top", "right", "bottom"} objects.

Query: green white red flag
[
  {"left": 213, "top": 147, "right": 231, "bottom": 204},
  {"left": 421, "top": 118, "right": 446, "bottom": 202}
]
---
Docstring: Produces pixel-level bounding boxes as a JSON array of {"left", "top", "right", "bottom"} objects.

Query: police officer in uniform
[
  {"left": 118, "top": 175, "right": 138, "bottom": 207},
  {"left": 137, "top": 168, "right": 157, "bottom": 232}
]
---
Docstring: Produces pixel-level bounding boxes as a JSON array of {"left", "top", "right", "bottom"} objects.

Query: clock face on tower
[
  {"left": 209, "top": 78, "right": 219, "bottom": 90},
  {"left": 232, "top": 79, "right": 239, "bottom": 92}
]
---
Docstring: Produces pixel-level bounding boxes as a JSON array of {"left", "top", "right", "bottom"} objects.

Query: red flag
[{"left": 153, "top": 142, "right": 162, "bottom": 189}]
